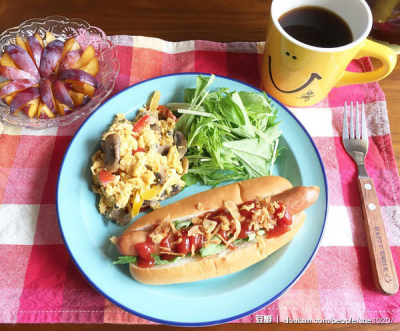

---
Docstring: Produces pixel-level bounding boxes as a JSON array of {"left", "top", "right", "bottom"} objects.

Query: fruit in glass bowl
[{"left": 0, "top": 16, "right": 119, "bottom": 129}]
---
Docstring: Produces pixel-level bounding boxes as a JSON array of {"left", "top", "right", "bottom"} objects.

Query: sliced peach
[
  {"left": 45, "top": 31, "right": 56, "bottom": 45},
  {"left": 68, "top": 90, "right": 85, "bottom": 107},
  {"left": 38, "top": 100, "right": 56, "bottom": 119},
  {"left": 34, "top": 34, "right": 45, "bottom": 49},
  {"left": 63, "top": 38, "right": 76, "bottom": 53},
  {"left": 3, "top": 93, "right": 16, "bottom": 105},
  {"left": 54, "top": 98, "right": 73, "bottom": 116},
  {"left": 80, "top": 57, "right": 99, "bottom": 76},
  {"left": 26, "top": 97, "right": 40, "bottom": 117},
  {"left": 0, "top": 53, "right": 17, "bottom": 68},
  {"left": 73, "top": 45, "right": 95, "bottom": 69},
  {"left": 70, "top": 81, "right": 95, "bottom": 98},
  {"left": 70, "top": 40, "right": 82, "bottom": 51},
  {"left": 15, "top": 36, "right": 28, "bottom": 52}
]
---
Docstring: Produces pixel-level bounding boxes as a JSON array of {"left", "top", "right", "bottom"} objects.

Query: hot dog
[{"left": 112, "top": 176, "right": 320, "bottom": 285}]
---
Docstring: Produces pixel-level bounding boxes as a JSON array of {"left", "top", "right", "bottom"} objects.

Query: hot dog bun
[{"left": 115, "top": 176, "right": 320, "bottom": 285}]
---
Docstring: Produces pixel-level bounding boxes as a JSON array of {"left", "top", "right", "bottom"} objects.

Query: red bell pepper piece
[
  {"left": 132, "top": 147, "right": 146, "bottom": 155},
  {"left": 157, "top": 105, "right": 177, "bottom": 122},
  {"left": 99, "top": 169, "right": 115, "bottom": 187},
  {"left": 132, "top": 114, "right": 150, "bottom": 134}
]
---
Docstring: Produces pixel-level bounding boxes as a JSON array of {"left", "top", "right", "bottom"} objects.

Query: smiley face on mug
[{"left": 267, "top": 42, "right": 322, "bottom": 94}]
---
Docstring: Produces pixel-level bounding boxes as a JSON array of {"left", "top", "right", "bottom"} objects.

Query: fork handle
[{"left": 358, "top": 177, "right": 399, "bottom": 295}]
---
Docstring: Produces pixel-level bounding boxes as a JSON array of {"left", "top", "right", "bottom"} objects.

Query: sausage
[{"left": 271, "top": 186, "right": 320, "bottom": 215}]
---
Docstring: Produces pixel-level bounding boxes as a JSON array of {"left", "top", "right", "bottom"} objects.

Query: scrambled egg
[{"left": 90, "top": 95, "right": 187, "bottom": 226}]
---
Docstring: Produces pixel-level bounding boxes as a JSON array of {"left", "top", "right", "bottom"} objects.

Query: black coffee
[{"left": 279, "top": 6, "right": 353, "bottom": 48}]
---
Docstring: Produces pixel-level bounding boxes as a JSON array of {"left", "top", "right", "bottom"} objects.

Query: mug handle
[{"left": 336, "top": 39, "right": 397, "bottom": 87}]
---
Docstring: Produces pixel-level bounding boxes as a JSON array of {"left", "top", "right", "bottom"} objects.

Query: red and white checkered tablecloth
[{"left": 0, "top": 35, "right": 399, "bottom": 324}]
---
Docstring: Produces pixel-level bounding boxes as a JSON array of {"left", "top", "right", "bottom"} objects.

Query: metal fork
[{"left": 343, "top": 102, "right": 398, "bottom": 295}]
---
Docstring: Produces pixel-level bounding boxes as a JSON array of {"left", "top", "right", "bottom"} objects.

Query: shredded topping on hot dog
[
  {"left": 224, "top": 200, "right": 244, "bottom": 223},
  {"left": 224, "top": 200, "right": 243, "bottom": 245},
  {"left": 214, "top": 215, "right": 230, "bottom": 231},
  {"left": 249, "top": 198, "right": 277, "bottom": 232},
  {"left": 241, "top": 203, "right": 254, "bottom": 211},
  {"left": 143, "top": 197, "right": 292, "bottom": 264},
  {"left": 149, "top": 215, "right": 180, "bottom": 244},
  {"left": 188, "top": 225, "right": 202, "bottom": 237}
]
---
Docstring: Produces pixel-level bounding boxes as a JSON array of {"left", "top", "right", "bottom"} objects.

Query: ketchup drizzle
[{"left": 133, "top": 199, "right": 292, "bottom": 267}]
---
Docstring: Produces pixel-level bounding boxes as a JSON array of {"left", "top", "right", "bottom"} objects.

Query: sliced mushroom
[
  {"left": 173, "top": 131, "right": 187, "bottom": 159},
  {"left": 158, "top": 144, "right": 172, "bottom": 156},
  {"left": 150, "top": 123, "right": 161, "bottom": 135},
  {"left": 103, "top": 133, "right": 120, "bottom": 173},
  {"left": 163, "top": 184, "right": 181, "bottom": 199},
  {"left": 154, "top": 165, "right": 167, "bottom": 184},
  {"left": 141, "top": 200, "right": 161, "bottom": 210},
  {"left": 105, "top": 208, "right": 131, "bottom": 226}
]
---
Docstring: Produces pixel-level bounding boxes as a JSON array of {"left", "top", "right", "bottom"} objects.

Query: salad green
[
  {"left": 170, "top": 74, "right": 282, "bottom": 187},
  {"left": 113, "top": 255, "right": 137, "bottom": 265}
]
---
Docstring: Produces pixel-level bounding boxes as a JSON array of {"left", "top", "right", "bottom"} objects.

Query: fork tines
[{"left": 343, "top": 101, "right": 367, "bottom": 141}]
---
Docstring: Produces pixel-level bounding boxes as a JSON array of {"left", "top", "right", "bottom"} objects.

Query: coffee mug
[{"left": 261, "top": 0, "right": 397, "bottom": 107}]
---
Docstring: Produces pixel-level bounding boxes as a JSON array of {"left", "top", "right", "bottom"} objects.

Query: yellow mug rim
[{"left": 271, "top": 0, "right": 373, "bottom": 53}]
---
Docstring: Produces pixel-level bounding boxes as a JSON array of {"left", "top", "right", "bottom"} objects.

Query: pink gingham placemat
[{"left": 0, "top": 35, "right": 399, "bottom": 324}]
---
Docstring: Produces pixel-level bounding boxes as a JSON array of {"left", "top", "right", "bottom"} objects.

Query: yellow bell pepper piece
[
  {"left": 140, "top": 185, "right": 163, "bottom": 200},
  {"left": 130, "top": 191, "right": 144, "bottom": 217}
]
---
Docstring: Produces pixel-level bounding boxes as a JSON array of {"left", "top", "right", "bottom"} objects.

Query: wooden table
[{"left": 0, "top": 0, "right": 398, "bottom": 330}]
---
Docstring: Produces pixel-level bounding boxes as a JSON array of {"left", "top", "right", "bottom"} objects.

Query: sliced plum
[
  {"left": 59, "top": 50, "right": 82, "bottom": 71},
  {"left": 52, "top": 80, "right": 75, "bottom": 109},
  {"left": 39, "top": 40, "right": 64, "bottom": 78},
  {"left": 27, "top": 36, "right": 43, "bottom": 69},
  {"left": 0, "top": 65, "right": 36, "bottom": 80},
  {"left": 6, "top": 44, "right": 40, "bottom": 82},
  {"left": 9, "top": 86, "right": 40, "bottom": 113},
  {"left": 59, "top": 69, "right": 99, "bottom": 89},
  {"left": 39, "top": 78, "right": 57, "bottom": 113},
  {"left": 0, "top": 79, "right": 36, "bottom": 98}
]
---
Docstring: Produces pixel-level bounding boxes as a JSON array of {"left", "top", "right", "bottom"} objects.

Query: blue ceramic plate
[{"left": 57, "top": 73, "right": 328, "bottom": 326}]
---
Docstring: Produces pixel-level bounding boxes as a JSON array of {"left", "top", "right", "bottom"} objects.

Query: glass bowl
[{"left": 0, "top": 16, "right": 119, "bottom": 130}]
